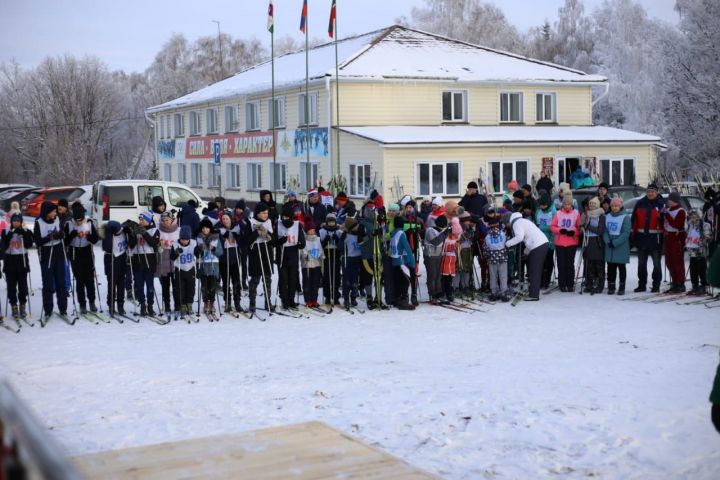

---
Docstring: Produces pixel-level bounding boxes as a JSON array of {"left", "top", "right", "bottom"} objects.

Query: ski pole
[
  {"left": 257, "top": 242, "right": 273, "bottom": 314},
  {"left": 194, "top": 261, "right": 201, "bottom": 319},
  {"left": 61, "top": 239, "right": 79, "bottom": 320},
  {"left": 262, "top": 240, "right": 275, "bottom": 309}
]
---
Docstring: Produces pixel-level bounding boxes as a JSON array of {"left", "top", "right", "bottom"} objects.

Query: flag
[
  {"left": 328, "top": 0, "right": 337, "bottom": 38},
  {"left": 267, "top": 0, "right": 274, "bottom": 33},
  {"left": 300, "top": 0, "right": 308, "bottom": 33}
]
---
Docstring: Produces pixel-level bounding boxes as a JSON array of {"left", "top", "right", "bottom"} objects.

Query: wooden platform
[{"left": 72, "top": 421, "right": 439, "bottom": 479}]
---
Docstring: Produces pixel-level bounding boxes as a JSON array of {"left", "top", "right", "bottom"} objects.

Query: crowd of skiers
[{"left": 0, "top": 178, "right": 718, "bottom": 323}]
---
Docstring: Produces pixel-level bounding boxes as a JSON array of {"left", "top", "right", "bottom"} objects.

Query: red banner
[{"left": 185, "top": 132, "right": 274, "bottom": 159}]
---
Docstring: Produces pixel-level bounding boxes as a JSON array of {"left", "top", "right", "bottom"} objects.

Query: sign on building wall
[
  {"left": 186, "top": 132, "right": 274, "bottom": 160},
  {"left": 542, "top": 157, "right": 554, "bottom": 177},
  {"left": 158, "top": 138, "right": 186, "bottom": 161},
  {"left": 293, "top": 128, "right": 329, "bottom": 158}
]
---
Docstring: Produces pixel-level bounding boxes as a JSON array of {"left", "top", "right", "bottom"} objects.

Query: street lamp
[{"left": 211, "top": 20, "right": 223, "bottom": 78}]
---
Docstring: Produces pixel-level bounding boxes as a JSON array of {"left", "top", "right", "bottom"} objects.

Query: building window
[
  {"left": 190, "top": 163, "right": 203, "bottom": 187},
  {"left": 299, "top": 161, "right": 319, "bottom": 190},
  {"left": 500, "top": 92, "right": 523, "bottom": 123},
  {"left": 174, "top": 113, "right": 185, "bottom": 137},
  {"left": 489, "top": 160, "right": 529, "bottom": 193},
  {"left": 166, "top": 116, "right": 172, "bottom": 138},
  {"left": 245, "top": 101, "right": 260, "bottom": 131},
  {"left": 349, "top": 164, "right": 371, "bottom": 197},
  {"left": 189, "top": 111, "right": 201, "bottom": 136},
  {"left": 268, "top": 97, "right": 286, "bottom": 129},
  {"left": 208, "top": 163, "right": 220, "bottom": 188},
  {"left": 177, "top": 163, "right": 186, "bottom": 184},
  {"left": 298, "top": 92, "right": 319, "bottom": 126},
  {"left": 206, "top": 108, "right": 218, "bottom": 134},
  {"left": 247, "top": 162, "right": 263, "bottom": 190},
  {"left": 442, "top": 91, "right": 467, "bottom": 122},
  {"left": 163, "top": 163, "right": 172, "bottom": 181},
  {"left": 159, "top": 116, "right": 166, "bottom": 139},
  {"left": 270, "top": 162, "right": 287, "bottom": 191},
  {"left": 536, "top": 93, "right": 556, "bottom": 123},
  {"left": 227, "top": 163, "right": 241, "bottom": 189},
  {"left": 225, "top": 105, "right": 238, "bottom": 133},
  {"left": 417, "top": 162, "right": 460, "bottom": 196},
  {"left": 601, "top": 158, "right": 635, "bottom": 186}
]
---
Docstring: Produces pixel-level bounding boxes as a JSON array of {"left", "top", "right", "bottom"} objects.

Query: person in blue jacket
[
  {"left": 535, "top": 193, "right": 557, "bottom": 289},
  {"left": 603, "top": 197, "right": 632, "bottom": 295},
  {"left": 389, "top": 216, "right": 417, "bottom": 310}
]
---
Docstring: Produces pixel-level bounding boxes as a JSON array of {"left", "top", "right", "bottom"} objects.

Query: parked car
[
  {"left": 0, "top": 184, "right": 35, "bottom": 196},
  {"left": 2, "top": 188, "right": 40, "bottom": 212},
  {"left": 623, "top": 194, "right": 705, "bottom": 215},
  {"left": 572, "top": 185, "right": 645, "bottom": 207},
  {"left": 90, "top": 180, "right": 205, "bottom": 225},
  {"left": 22, "top": 186, "right": 88, "bottom": 218}
]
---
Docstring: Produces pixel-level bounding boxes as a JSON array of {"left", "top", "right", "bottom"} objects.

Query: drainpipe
[
  {"left": 592, "top": 83, "right": 610, "bottom": 108},
  {"left": 326, "top": 75, "right": 333, "bottom": 181},
  {"left": 145, "top": 111, "right": 157, "bottom": 179}
]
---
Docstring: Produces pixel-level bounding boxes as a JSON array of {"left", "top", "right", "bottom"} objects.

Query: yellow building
[{"left": 147, "top": 25, "right": 665, "bottom": 202}]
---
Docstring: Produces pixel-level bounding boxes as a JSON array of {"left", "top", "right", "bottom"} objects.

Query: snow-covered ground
[{"left": 1, "top": 247, "right": 719, "bottom": 479}]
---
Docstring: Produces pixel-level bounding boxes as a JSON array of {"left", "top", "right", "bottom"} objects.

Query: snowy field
[{"left": 1, "top": 247, "right": 719, "bottom": 479}]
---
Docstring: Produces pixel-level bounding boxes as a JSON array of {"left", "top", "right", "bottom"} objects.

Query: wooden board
[{"left": 72, "top": 421, "right": 439, "bottom": 479}]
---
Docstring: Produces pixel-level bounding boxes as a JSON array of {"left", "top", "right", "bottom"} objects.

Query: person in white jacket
[{"left": 504, "top": 212, "right": 550, "bottom": 301}]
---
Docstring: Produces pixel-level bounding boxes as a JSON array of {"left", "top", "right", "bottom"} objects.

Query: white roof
[
  {"left": 148, "top": 26, "right": 606, "bottom": 114},
  {"left": 339, "top": 125, "right": 665, "bottom": 146}
]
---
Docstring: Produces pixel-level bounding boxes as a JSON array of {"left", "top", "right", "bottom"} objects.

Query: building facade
[{"left": 147, "top": 26, "right": 664, "bottom": 203}]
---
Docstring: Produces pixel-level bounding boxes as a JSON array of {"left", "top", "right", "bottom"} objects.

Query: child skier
[
  {"left": 319, "top": 212, "right": 342, "bottom": 306},
  {"left": 551, "top": 194, "right": 582, "bottom": 292},
  {"left": 483, "top": 208, "right": 510, "bottom": 302},
  {"left": 244, "top": 203, "right": 275, "bottom": 313},
  {"left": 388, "top": 216, "right": 417, "bottom": 310},
  {"left": 197, "top": 218, "right": 223, "bottom": 315},
  {"left": 686, "top": 209, "right": 712, "bottom": 295},
  {"left": 583, "top": 197, "right": 606, "bottom": 294},
  {"left": 424, "top": 215, "right": 448, "bottom": 304},
  {"left": 401, "top": 199, "right": 424, "bottom": 306},
  {"left": 340, "top": 216, "right": 364, "bottom": 308},
  {"left": 127, "top": 212, "right": 160, "bottom": 317},
  {"left": 603, "top": 197, "right": 631, "bottom": 295},
  {"left": 300, "top": 219, "right": 324, "bottom": 308},
  {"left": 218, "top": 210, "right": 243, "bottom": 313},
  {"left": 33, "top": 201, "right": 68, "bottom": 319},
  {"left": 102, "top": 221, "right": 128, "bottom": 316},
  {"left": 455, "top": 211, "right": 475, "bottom": 296},
  {"left": 276, "top": 204, "right": 306, "bottom": 310},
  {"left": 156, "top": 211, "right": 179, "bottom": 314},
  {"left": 170, "top": 226, "right": 199, "bottom": 316},
  {"left": 2, "top": 213, "right": 34, "bottom": 319},
  {"left": 65, "top": 203, "right": 100, "bottom": 314},
  {"left": 663, "top": 192, "right": 687, "bottom": 293},
  {"left": 359, "top": 201, "right": 386, "bottom": 309},
  {"left": 535, "top": 193, "right": 557, "bottom": 290},
  {"left": 439, "top": 216, "right": 463, "bottom": 303}
]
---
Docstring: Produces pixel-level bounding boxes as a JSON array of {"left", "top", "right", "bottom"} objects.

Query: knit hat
[
  {"left": 160, "top": 211, "right": 173, "bottom": 221},
  {"left": 207, "top": 201, "right": 218, "bottom": 211},
  {"left": 393, "top": 216, "right": 405, "bottom": 229},
  {"left": 199, "top": 218, "right": 214, "bottom": 231},
  {"left": 344, "top": 217, "right": 358, "bottom": 230},
  {"left": 559, "top": 182, "right": 570, "bottom": 193},
  {"left": 467, "top": 181, "right": 479, "bottom": 190},
  {"left": 254, "top": 202, "right": 269, "bottom": 215},
  {"left": 432, "top": 196, "right": 444, "bottom": 207},
  {"left": 234, "top": 199, "right": 246, "bottom": 211},
  {"left": 521, "top": 184, "right": 532, "bottom": 193},
  {"left": 71, "top": 202, "right": 85, "bottom": 220},
  {"left": 588, "top": 197, "right": 601, "bottom": 209},
  {"left": 10, "top": 212, "right": 23, "bottom": 224},
  {"left": 507, "top": 180, "right": 519, "bottom": 192},
  {"left": 179, "top": 225, "right": 192, "bottom": 240},
  {"left": 647, "top": 182, "right": 659, "bottom": 192},
  {"left": 57, "top": 198, "right": 69, "bottom": 209},
  {"left": 610, "top": 197, "right": 624, "bottom": 208},
  {"left": 287, "top": 191, "right": 297, "bottom": 198},
  {"left": 513, "top": 190, "right": 525, "bottom": 200},
  {"left": 139, "top": 211, "right": 153, "bottom": 224},
  {"left": 598, "top": 182, "right": 609, "bottom": 190},
  {"left": 303, "top": 216, "right": 316, "bottom": 233},
  {"left": 399, "top": 195, "right": 412, "bottom": 207},
  {"left": 335, "top": 192, "right": 348, "bottom": 203},
  {"left": 668, "top": 191, "right": 681, "bottom": 204},
  {"left": 482, "top": 204, "right": 497, "bottom": 216},
  {"left": 388, "top": 203, "right": 400, "bottom": 213},
  {"left": 562, "top": 193, "right": 574, "bottom": 206},
  {"left": 326, "top": 212, "right": 337, "bottom": 223},
  {"left": 538, "top": 193, "right": 551, "bottom": 208},
  {"left": 308, "top": 189, "right": 318, "bottom": 197},
  {"left": 281, "top": 203, "right": 294, "bottom": 218}
]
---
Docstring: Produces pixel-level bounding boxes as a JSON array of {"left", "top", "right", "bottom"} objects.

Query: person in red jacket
[
  {"left": 663, "top": 192, "right": 687, "bottom": 292},
  {"left": 631, "top": 183, "right": 665, "bottom": 292}
]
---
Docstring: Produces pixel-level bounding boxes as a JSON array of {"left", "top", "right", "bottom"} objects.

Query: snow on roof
[
  {"left": 339, "top": 125, "right": 664, "bottom": 146},
  {"left": 148, "top": 25, "right": 607, "bottom": 114}
]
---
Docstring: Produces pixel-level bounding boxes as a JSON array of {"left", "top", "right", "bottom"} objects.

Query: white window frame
[
  {"left": 163, "top": 163, "right": 172, "bottom": 181},
  {"left": 442, "top": 90, "right": 467, "bottom": 123},
  {"left": 224, "top": 105, "right": 238, "bottom": 133},
  {"left": 245, "top": 101, "right": 260, "bottom": 132},
  {"left": 247, "top": 162, "right": 263, "bottom": 190},
  {"left": 299, "top": 161, "right": 319, "bottom": 190},
  {"left": 268, "top": 97, "right": 286, "bottom": 129},
  {"left": 487, "top": 159, "right": 530, "bottom": 194},
  {"left": 349, "top": 164, "right": 372, "bottom": 198},
  {"left": 206, "top": 108, "right": 218, "bottom": 134},
  {"left": 536, "top": 92, "right": 557, "bottom": 123},
  {"left": 298, "top": 92, "right": 319, "bottom": 126},
  {"left": 189, "top": 111, "right": 201, "bottom": 136},
  {"left": 227, "top": 163, "right": 241, "bottom": 189},
  {"left": 270, "top": 162, "right": 287, "bottom": 192},
  {"left": 500, "top": 92, "right": 524, "bottom": 123},
  {"left": 208, "top": 162, "right": 220, "bottom": 188},
  {"left": 600, "top": 157, "right": 636, "bottom": 187},
  {"left": 415, "top": 161, "right": 462, "bottom": 196},
  {"left": 174, "top": 113, "right": 185, "bottom": 137},
  {"left": 190, "top": 162, "right": 203, "bottom": 187},
  {"left": 177, "top": 163, "right": 186, "bottom": 184}
]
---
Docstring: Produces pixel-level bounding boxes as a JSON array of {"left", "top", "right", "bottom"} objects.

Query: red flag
[
  {"left": 328, "top": 0, "right": 337, "bottom": 39},
  {"left": 300, "top": 0, "right": 308, "bottom": 33},
  {"left": 267, "top": 0, "right": 274, "bottom": 33}
]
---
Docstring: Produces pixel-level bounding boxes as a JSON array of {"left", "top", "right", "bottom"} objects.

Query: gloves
[
  {"left": 560, "top": 228, "right": 568, "bottom": 235},
  {"left": 175, "top": 247, "right": 183, "bottom": 255},
  {"left": 68, "top": 230, "right": 79, "bottom": 240},
  {"left": 222, "top": 231, "right": 230, "bottom": 239},
  {"left": 567, "top": 230, "right": 575, "bottom": 237},
  {"left": 122, "top": 226, "right": 132, "bottom": 235},
  {"left": 51, "top": 230, "right": 64, "bottom": 240}
]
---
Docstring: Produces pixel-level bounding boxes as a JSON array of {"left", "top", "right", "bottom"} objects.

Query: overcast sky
[{"left": 1, "top": 0, "right": 678, "bottom": 73}]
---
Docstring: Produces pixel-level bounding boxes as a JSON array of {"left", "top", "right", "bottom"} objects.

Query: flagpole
[
  {"left": 305, "top": 8, "right": 311, "bottom": 192},
  {"left": 333, "top": 1, "right": 340, "bottom": 183},
  {"left": 271, "top": 26, "right": 277, "bottom": 199}
]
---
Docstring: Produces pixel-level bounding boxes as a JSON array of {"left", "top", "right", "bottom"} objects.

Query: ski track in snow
[{"left": 1, "top": 247, "right": 719, "bottom": 479}]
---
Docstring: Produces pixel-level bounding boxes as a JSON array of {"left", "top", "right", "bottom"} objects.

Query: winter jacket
[
  {"left": 423, "top": 227, "right": 447, "bottom": 258},
  {"left": 458, "top": 192, "right": 488, "bottom": 217},
  {"left": 259, "top": 190, "right": 279, "bottom": 224},
  {"left": 505, "top": 213, "right": 549, "bottom": 252},
  {"left": 33, "top": 201, "right": 64, "bottom": 265},
  {"left": 218, "top": 224, "right": 242, "bottom": 265},
  {"left": 307, "top": 201, "right": 327, "bottom": 231},
  {"left": 151, "top": 196, "right": 167, "bottom": 227},
  {"left": 631, "top": 195, "right": 665, "bottom": 252},
  {"left": 65, "top": 218, "right": 99, "bottom": 269},
  {"left": 156, "top": 221, "right": 180, "bottom": 277},
  {"left": 686, "top": 215, "right": 712, "bottom": 258},
  {"left": 535, "top": 204, "right": 557, "bottom": 250},
  {"left": 603, "top": 209, "right": 631, "bottom": 264},
  {"left": 551, "top": 208, "right": 582, "bottom": 248},
  {"left": 389, "top": 228, "right": 416, "bottom": 269},
  {"left": 583, "top": 211, "right": 606, "bottom": 262},
  {"left": 179, "top": 204, "right": 200, "bottom": 236},
  {"left": 663, "top": 205, "right": 686, "bottom": 239},
  {"left": 243, "top": 217, "right": 275, "bottom": 277},
  {"left": 301, "top": 233, "right": 324, "bottom": 269},
  {"left": 276, "top": 220, "right": 306, "bottom": 268},
  {"left": 196, "top": 232, "right": 223, "bottom": 277},
  {"left": 1, "top": 226, "right": 33, "bottom": 274},
  {"left": 127, "top": 222, "right": 160, "bottom": 272},
  {"left": 536, "top": 176, "right": 554, "bottom": 195}
]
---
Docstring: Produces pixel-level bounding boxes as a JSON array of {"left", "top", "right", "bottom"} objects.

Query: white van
[{"left": 90, "top": 180, "right": 205, "bottom": 225}]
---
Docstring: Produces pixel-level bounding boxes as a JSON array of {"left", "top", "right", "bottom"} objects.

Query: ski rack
[{"left": 0, "top": 379, "right": 85, "bottom": 480}]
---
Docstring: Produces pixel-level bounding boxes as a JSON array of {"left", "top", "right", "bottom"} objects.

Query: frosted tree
[
  {"left": 552, "top": 0, "right": 597, "bottom": 73},
  {"left": 663, "top": 0, "right": 720, "bottom": 170}
]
